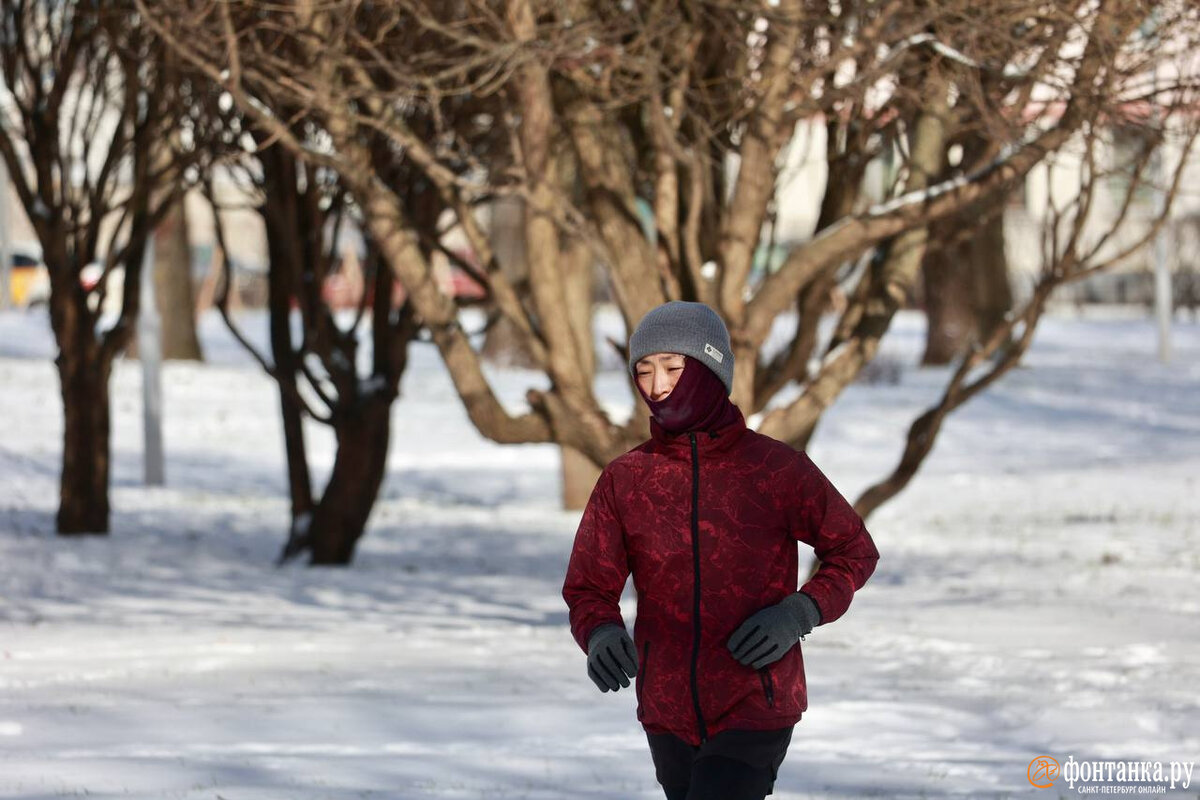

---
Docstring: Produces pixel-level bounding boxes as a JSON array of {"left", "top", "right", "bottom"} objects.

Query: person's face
[{"left": 635, "top": 352, "right": 686, "bottom": 402}]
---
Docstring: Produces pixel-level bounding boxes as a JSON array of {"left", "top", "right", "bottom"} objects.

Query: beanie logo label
[{"left": 703, "top": 343, "right": 724, "bottom": 363}]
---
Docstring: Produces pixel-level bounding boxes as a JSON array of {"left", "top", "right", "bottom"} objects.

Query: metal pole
[
  {"left": 1153, "top": 182, "right": 1172, "bottom": 364},
  {"left": 0, "top": 160, "right": 12, "bottom": 309},
  {"left": 139, "top": 237, "right": 166, "bottom": 486},
  {"left": 1151, "top": 57, "right": 1172, "bottom": 363}
]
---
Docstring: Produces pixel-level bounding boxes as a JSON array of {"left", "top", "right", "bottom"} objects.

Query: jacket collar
[{"left": 646, "top": 403, "right": 748, "bottom": 458}]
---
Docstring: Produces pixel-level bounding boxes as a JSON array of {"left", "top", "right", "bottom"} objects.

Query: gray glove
[
  {"left": 586, "top": 624, "right": 639, "bottom": 693},
  {"left": 727, "top": 592, "right": 822, "bottom": 670}
]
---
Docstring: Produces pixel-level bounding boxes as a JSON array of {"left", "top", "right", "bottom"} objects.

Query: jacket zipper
[
  {"left": 688, "top": 432, "right": 709, "bottom": 743},
  {"left": 758, "top": 668, "right": 776, "bottom": 708}
]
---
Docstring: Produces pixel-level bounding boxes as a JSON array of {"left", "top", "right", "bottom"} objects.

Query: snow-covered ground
[{"left": 0, "top": 304, "right": 1197, "bottom": 799}]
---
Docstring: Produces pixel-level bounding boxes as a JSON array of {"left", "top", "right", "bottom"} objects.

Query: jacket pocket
[
  {"left": 636, "top": 641, "right": 651, "bottom": 716},
  {"left": 758, "top": 667, "right": 775, "bottom": 709}
]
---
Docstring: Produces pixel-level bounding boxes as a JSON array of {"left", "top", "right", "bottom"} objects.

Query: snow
[{"left": 1, "top": 304, "right": 1198, "bottom": 799}]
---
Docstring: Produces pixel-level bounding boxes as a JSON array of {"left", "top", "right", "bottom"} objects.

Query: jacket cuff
[
  {"left": 796, "top": 590, "right": 824, "bottom": 626},
  {"left": 585, "top": 622, "right": 625, "bottom": 651}
]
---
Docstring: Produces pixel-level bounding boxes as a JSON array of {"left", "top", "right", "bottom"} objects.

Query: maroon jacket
[{"left": 563, "top": 405, "right": 880, "bottom": 745}]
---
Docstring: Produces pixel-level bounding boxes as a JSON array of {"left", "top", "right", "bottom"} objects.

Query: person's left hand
[{"left": 727, "top": 592, "right": 821, "bottom": 669}]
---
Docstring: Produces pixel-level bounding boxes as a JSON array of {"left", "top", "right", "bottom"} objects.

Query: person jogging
[{"left": 563, "top": 300, "right": 880, "bottom": 800}]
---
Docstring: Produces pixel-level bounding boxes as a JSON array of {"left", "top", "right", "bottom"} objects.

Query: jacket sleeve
[
  {"left": 562, "top": 467, "right": 631, "bottom": 652},
  {"left": 787, "top": 452, "right": 880, "bottom": 626}
]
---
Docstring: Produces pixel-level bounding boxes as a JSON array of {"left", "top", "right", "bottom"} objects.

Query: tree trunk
[
  {"left": 922, "top": 207, "right": 1011, "bottom": 365},
  {"left": 483, "top": 196, "right": 537, "bottom": 368},
  {"left": 272, "top": 322, "right": 313, "bottom": 528},
  {"left": 562, "top": 445, "right": 602, "bottom": 511},
  {"left": 258, "top": 149, "right": 316, "bottom": 564},
  {"left": 558, "top": 226, "right": 602, "bottom": 508},
  {"left": 561, "top": 237, "right": 596, "bottom": 395},
  {"left": 307, "top": 397, "right": 393, "bottom": 565},
  {"left": 263, "top": 201, "right": 314, "bottom": 525},
  {"left": 275, "top": 383, "right": 312, "bottom": 561},
  {"left": 921, "top": 233, "right": 976, "bottom": 365},
  {"left": 972, "top": 209, "right": 1014, "bottom": 347},
  {"left": 56, "top": 350, "right": 112, "bottom": 534},
  {"left": 154, "top": 192, "right": 203, "bottom": 361}
]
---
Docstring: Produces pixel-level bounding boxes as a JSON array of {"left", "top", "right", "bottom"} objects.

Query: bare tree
[
  {"left": 187, "top": 70, "right": 431, "bottom": 564},
  {"left": 205, "top": 160, "right": 424, "bottom": 564},
  {"left": 139, "top": 0, "right": 1200, "bottom": 512},
  {"left": 0, "top": 1, "right": 192, "bottom": 533},
  {"left": 859, "top": 102, "right": 1200, "bottom": 515}
]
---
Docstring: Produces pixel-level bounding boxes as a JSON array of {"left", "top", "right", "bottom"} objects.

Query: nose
[{"left": 652, "top": 367, "right": 672, "bottom": 400}]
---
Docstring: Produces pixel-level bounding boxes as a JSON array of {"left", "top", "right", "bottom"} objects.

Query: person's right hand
[{"left": 586, "top": 624, "right": 639, "bottom": 692}]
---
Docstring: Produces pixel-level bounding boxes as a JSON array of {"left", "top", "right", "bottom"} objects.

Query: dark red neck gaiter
[{"left": 637, "top": 356, "right": 741, "bottom": 435}]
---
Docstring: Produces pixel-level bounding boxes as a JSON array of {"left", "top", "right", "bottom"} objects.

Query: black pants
[{"left": 646, "top": 726, "right": 794, "bottom": 800}]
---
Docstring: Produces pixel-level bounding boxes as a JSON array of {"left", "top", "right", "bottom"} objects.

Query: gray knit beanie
[{"left": 627, "top": 301, "right": 735, "bottom": 396}]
